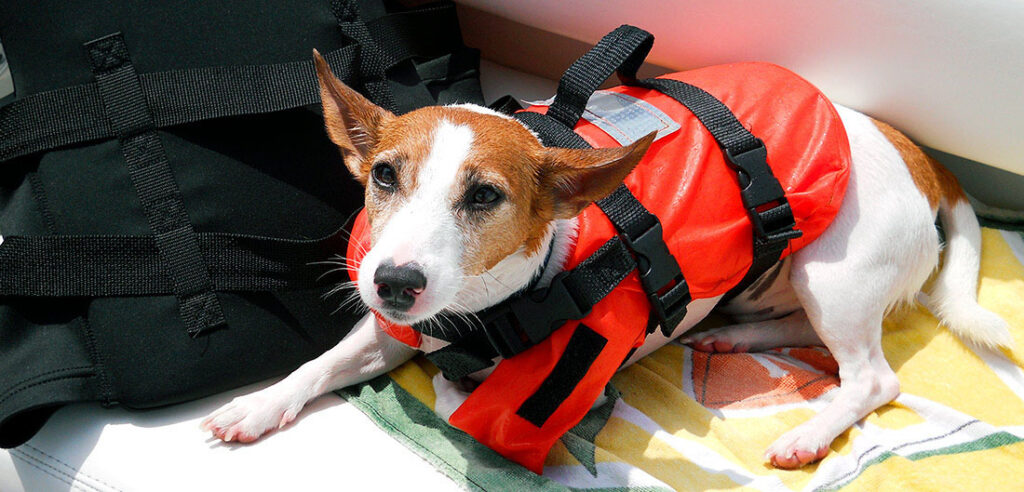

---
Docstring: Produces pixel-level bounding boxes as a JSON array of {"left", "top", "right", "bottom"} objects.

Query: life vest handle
[{"left": 545, "top": 25, "right": 654, "bottom": 129}]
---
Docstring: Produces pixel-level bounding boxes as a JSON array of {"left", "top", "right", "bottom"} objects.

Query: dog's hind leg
[
  {"left": 763, "top": 104, "right": 940, "bottom": 468},
  {"left": 765, "top": 261, "right": 901, "bottom": 468},
  {"left": 684, "top": 310, "right": 821, "bottom": 353}
]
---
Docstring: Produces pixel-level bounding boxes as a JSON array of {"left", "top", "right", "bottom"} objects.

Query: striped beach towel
[{"left": 338, "top": 225, "right": 1024, "bottom": 491}]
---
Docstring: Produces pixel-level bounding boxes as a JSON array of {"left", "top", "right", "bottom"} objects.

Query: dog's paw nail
[{"left": 795, "top": 449, "right": 817, "bottom": 463}]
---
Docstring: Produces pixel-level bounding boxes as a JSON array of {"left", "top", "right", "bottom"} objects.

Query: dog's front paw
[{"left": 200, "top": 388, "right": 307, "bottom": 443}]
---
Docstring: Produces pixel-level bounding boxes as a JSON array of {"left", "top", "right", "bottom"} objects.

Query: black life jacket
[{"left": 0, "top": 0, "right": 484, "bottom": 448}]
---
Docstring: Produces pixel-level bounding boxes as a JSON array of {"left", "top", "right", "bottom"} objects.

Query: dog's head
[{"left": 315, "top": 51, "right": 653, "bottom": 326}]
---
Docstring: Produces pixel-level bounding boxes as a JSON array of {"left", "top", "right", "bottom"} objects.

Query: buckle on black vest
[
  {"left": 481, "top": 272, "right": 590, "bottom": 359},
  {"left": 724, "top": 143, "right": 803, "bottom": 245},
  {"left": 620, "top": 222, "right": 691, "bottom": 336}
]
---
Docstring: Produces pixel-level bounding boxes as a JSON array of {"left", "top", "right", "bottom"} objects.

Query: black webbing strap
[
  {"left": 332, "top": 0, "right": 398, "bottom": 112},
  {"left": 424, "top": 238, "right": 637, "bottom": 381},
  {"left": 632, "top": 78, "right": 802, "bottom": 300},
  {"left": 487, "top": 95, "right": 524, "bottom": 116},
  {"left": 597, "top": 186, "right": 691, "bottom": 333},
  {"left": 544, "top": 25, "right": 653, "bottom": 128},
  {"left": 363, "top": 2, "right": 463, "bottom": 64},
  {"left": 86, "top": 33, "right": 223, "bottom": 336},
  {"left": 512, "top": 112, "right": 591, "bottom": 149},
  {"left": 0, "top": 230, "right": 347, "bottom": 297},
  {"left": 0, "top": 46, "right": 357, "bottom": 163}
]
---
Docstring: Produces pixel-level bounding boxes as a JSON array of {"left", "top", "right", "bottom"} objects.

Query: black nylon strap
[
  {"left": 545, "top": 25, "right": 653, "bottom": 129},
  {"left": 0, "top": 46, "right": 357, "bottom": 163},
  {"left": 512, "top": 26, "right": 685, "bottom": 327},
  {"left": 598, "top": 185, "right": 660, "bottom": 242},
  {"left": 86, "top": 33, "right": 224, "bottom": 336},
  {"left": 487, "top": 95, "right": 524, "bottom": 116},
  {"left": 0, "top": 230, "right": 347, "bottom": 297},
  {"left": 558, "top": 239, "right": 638, "bottom": 313},
  {"left": 422, "top": 337, "right": 497, "bottom": 381},
  {"left": 512, "top": 112, "right": 590, "bottom": 149},
  {"left": 721, "top": 207, "right": 798, "bottom": 303},
  {"left": 363, "top": 2, "right": 463, "bottom": 64},
  {"left": 332, "top": 0, "right": 398, "bottom": 112},
  {"left": 632, "top": 78, "right": 762, "bottom": 154}
]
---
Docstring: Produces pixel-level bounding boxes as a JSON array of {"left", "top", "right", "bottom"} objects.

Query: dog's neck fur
[{"left": 451, "top": 217, "right": 579, "bottom": 314}]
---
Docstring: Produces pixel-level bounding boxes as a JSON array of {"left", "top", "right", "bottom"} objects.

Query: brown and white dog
[{"left": 202, "top": 52, "right": 1012, "bottom": 469}]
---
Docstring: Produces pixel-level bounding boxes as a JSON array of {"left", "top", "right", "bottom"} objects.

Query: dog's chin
[
  {"left": 371, "top": 303, "right": 446, "bottom": 327},
  {"left": 374, "top": 308, "right": 417, "bottom": 325}
]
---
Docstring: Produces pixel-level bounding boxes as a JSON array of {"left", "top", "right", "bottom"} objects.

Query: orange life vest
[{"left": 348, "top": 61, "right": 850, "bottom": 473}]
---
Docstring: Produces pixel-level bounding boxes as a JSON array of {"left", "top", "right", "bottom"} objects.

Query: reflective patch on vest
[
  {"left": 522, "top": 91, "right": 680, "bottom": 146},
  {"left": 581, "top": 91, "right": 680, "bottom": 145}
]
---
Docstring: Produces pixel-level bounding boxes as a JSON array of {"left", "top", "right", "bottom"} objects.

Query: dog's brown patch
[
  {"left": 872, "top": 119, "right": 966, "bottom": 210},
  {"left": 363, "top": 106, "right": 557, "bottom": 274},
  {"left": 361, "top": 106, "right": 652, "bottom": 275}
]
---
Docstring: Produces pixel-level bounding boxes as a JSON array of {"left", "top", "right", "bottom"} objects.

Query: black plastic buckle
[
  {"left": 620, "top": 222, "right": 691, "bottom": 336},
  {"left": 480, "top": 272, "right": 589, "bottom": 359},
  {"left": 723, "top": 143, "right": 803, "bottom": 243}
]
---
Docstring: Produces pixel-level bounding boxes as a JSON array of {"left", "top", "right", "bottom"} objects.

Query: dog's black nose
[{"left": 373, "top": 261, "right": 427, "bottom": 311}]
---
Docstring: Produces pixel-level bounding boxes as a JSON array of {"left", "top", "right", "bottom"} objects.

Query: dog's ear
[
  {"left": 314, "top": 49, "right": 394, "bottom": 184},
  {"left": 541, "top": 132, "right": 655, "bottom": 219}
]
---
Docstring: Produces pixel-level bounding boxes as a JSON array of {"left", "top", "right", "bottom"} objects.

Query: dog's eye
[
  {"left": 371, "top": 163, "right": 397, "bottom": 189},
  {"left": 469, "top": 185, "right": 502, "bottom": 207}
]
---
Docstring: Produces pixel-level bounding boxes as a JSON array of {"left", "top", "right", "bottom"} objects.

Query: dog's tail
[{"left": 927, "top": 196, "right": 1013, "bottom": 349}]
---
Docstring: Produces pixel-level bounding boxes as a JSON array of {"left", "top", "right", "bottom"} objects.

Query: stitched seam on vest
[
  {"left": 81, "top": 316, "right": 115, "bottom": 406},
  {"left": 0, "top": 366, "right": 95, "bottom": 406},
  {"left": 26, "top": 172, "right": 57, "bottom": 234}
]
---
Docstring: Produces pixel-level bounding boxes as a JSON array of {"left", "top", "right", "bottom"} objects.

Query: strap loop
[
  {"left": 0, "top": 229, "right": 348, "bottom": 297},
  {"left": 545, "top": 25, "right": 653, "bottom": 129}
]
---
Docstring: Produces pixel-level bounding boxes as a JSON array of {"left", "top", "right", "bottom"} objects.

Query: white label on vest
[{"left": 581, "top": 91, "right": 679, "bottom": 145}]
